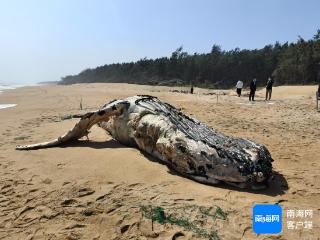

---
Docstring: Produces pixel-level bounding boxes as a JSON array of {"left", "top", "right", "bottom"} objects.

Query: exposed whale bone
[{"left": 16, "top": 95, "right": 273, "bottom": 189}]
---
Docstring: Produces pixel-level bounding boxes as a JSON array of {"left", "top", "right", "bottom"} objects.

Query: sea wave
[
  {"left": 0, "top": 85, "right": 16, "bottom": 93},
  {"left": 0, "top": 84, "right": 18, "bottom": 109},
  {"left": 0, "top": 104, "right": 17, "bottom": 109}
]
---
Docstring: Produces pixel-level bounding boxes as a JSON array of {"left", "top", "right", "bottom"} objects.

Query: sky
[{"left": 0, "top": 0, "right": 319, "bottom": 84}]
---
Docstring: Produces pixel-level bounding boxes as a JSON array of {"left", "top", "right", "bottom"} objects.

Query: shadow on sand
[
  {"left": 58, "top": 139, "right": 127, "bottom": 149},
  {"left": 208, "top": 170, "right": 288, "bottom": 197},
  {"left": 60, "top": 139, "right": 288, "bottom": 196},
  {"left": 141, "top": 151, "right": 289, "bottom": 197}
]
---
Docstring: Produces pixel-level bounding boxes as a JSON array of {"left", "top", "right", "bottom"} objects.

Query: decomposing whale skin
[{"left": 16, "top": 95, "right": 273, "bottom": 189}]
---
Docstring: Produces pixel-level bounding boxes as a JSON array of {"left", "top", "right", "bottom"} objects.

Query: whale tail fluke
[{"left": 16, "top": 100, "right": 128, "bottom": 151}]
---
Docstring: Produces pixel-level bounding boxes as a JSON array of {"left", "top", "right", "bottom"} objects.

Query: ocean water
[
  {"left": 0, "top": 83, "right": 42, "bottom": 109},
  {"left": 0, "top": 84, "right": 18, "bottom": 109},
  {"left": 0, "top": 85, "right": 16, "bottom": 92},
  {"left": 0, "top": 104, "right": 17, "bottom": 109}
]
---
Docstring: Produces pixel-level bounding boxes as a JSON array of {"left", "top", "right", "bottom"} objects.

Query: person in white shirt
[{"left": 236, "top": 80, "right": 243, "bottom": 97}]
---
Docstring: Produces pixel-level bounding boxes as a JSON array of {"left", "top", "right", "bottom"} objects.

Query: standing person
[
  {"left": 249, "top": 78, "right": 257, "bottom": 101},
  {"left": 236, "top": 80, "right": 243, "bottom": 97},
  {"left": 317, "top": 83, "right": 320, "bottom": 110},
  {"left": 190, "top": 85, "right": 194, "bottom": 94},
  {"left": 265, "top": 77, "right": 274, "bottom": 101}
]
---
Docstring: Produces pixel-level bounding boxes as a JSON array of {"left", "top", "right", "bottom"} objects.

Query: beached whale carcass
[{"left": 16, "top": 95, "right": 273, "bottom": 189}]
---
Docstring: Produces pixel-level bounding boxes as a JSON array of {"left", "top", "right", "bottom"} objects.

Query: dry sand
[{"left": 0, "top": 83, "right": 319, "bottom": 240}]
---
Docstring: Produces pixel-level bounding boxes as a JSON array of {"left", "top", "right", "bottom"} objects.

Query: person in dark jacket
[
  {"left": 249, "top": 78, "right": 257, "bottom": 101},
  {"left": 265, "top": 77, "right": 274, "bottom": 101},
  {"left": 317, "top": 83, "right": 320, "bottom": 110}
]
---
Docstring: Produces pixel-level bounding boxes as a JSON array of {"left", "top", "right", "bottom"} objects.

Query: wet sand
[{"left": 0, "top": 83, "right": 319, "bottom": 239}]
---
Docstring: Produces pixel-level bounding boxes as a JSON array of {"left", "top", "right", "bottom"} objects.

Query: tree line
[{"left": 60, "top": 30, "right": 320, "bottom": 88}]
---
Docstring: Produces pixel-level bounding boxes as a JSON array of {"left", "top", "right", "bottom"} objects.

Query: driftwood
[{"left": 16, "top": 95, "right": 273, "bottom": 189}]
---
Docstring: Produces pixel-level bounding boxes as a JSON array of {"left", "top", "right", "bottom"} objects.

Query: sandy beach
[{"left": 0, "top": 83, "right": 319, "bottom": 240}]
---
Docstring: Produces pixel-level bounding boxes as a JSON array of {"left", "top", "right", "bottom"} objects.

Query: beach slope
[{"left": 0, "top": 84, "right": 319, "bottom": 239}]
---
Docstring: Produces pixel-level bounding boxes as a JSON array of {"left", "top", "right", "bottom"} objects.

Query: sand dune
[{"left": 0, "top": 84, "right": 319, "bottom": 239}]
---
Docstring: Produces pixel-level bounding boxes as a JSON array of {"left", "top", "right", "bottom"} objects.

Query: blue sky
[{"left": 1, "top": 0, "right": 319, "bottom": 84}]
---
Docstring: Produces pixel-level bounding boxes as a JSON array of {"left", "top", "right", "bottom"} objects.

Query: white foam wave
[{"left": 0, "top": 104, "right": 17, "bottom": 109}]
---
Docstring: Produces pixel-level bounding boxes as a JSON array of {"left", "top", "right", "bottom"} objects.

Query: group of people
[{"left": 235, "top": 77, "right": 274, "bottom": 101}]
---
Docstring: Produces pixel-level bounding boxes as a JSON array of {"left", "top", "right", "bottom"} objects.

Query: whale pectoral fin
[{"left": 16, "top": 102, "right": 128, "bottom": 150}]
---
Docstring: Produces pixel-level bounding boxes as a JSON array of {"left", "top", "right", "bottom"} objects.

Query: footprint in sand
[
  {"left": 77, "top": 187, "right": 95, "bottom": 197},
  {"left": 42, "top": 178, "right": 52, "bottom": 184},
  {"left": 61, "top": 198, "right": 78, "bottom": 207},
  {"left": 57, "top": 163, "right": 66, "bottom": 169},
  {"left": 81, "top": 208, "right": 100, "bottom": 216}
]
